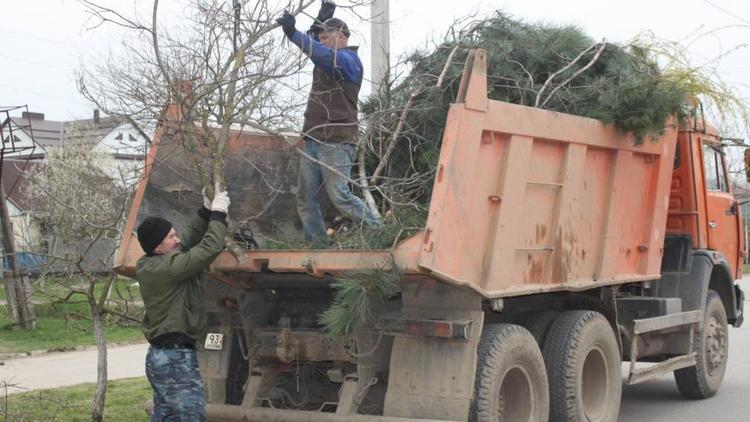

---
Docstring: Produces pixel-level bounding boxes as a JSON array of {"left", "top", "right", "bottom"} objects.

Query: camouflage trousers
[{"left": 145, "top": 346, "right": 206, "bottom": 422}]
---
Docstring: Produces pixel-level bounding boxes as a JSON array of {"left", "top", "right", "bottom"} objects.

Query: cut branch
[
  {"left": 540, "top": 39, "right": 608, "bottom": 108},
  {"left": 534, "top": 39, "right": 606, "bottom": 108}
]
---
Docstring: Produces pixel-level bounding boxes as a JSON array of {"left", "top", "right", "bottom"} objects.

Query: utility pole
[
  {"left": 370, "top": 0, "right": 390, "bottom": 96},
  {"left": 0, "top": 182, "right": 35, "bottom": 330},
  {"left": 0, "top": 106, "right": 36, "bottom": 330}
]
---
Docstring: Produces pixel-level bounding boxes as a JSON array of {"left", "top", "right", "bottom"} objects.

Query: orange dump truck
[{"left": 115, "top": 49, "right": 745, "bottom": 421}]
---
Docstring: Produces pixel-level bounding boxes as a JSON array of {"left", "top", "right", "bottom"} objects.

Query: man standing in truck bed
[
  {"left": 135, "top": 185, "right": 229, "bottom": 421},
  {"left": 277, "top": 1, "right": 381, "bottom": 248}
]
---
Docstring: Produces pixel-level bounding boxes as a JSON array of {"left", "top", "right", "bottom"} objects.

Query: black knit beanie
[
  {"left": 323, "top": 18, "right": 350, "bottom": 37},
  {"left": 137, "top": 216, "right": 172, "bottom": 255}
]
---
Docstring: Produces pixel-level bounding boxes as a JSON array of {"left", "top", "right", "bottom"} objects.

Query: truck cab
[{"left": 665, "top": 123, "right": 745, "bottom": 326}]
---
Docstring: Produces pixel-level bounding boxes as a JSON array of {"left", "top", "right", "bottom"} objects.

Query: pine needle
[{"left": 318, "top": 269, "right": 400, "bottom": 338}]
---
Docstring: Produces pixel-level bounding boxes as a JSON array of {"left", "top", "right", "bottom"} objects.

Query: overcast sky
[{"left": 2, "top": 0, "right": 748, "bottom": 134}]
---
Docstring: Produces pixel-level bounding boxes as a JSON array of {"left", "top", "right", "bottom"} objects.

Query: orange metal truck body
[
  {"left": 116, "top": 50, "right": 686, "bottom": 299},
  {"left": 417, "top": 84, "right": 677, "bottom": 297},
  {"left": 667, "top": 127, "right": 744, "bottom": 279}
]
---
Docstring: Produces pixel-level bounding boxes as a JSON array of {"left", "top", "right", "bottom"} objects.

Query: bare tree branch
[{"left": 535, "top": 39, "right": 606, "bottom": 108}]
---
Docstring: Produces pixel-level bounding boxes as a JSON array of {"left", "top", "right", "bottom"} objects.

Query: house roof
[
  {"left": 9, "top": 116, "right": 64, "bottom": 147},
  {"left": 63, "top": 116, "right": 125, "bottom": 146},
  {"left": 0, "top": 159, "right": 43, "bottom": 212},
  {"left": 2, "top": 112, "right": 148, "bottom": 159},
  {"left": 66, "top": 116, "right": 147, "bottom": 159}
]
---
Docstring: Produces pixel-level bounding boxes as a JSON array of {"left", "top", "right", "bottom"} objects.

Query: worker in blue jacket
[{"left": 277, "top": 1, "right": 381, "bottom": 248}]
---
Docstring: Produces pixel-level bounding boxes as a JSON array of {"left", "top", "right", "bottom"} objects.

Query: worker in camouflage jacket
[
  {"left": 135, "top": 183, "right": 229, "bottom": 421},
  {"left": 277, "top": 1, "right": 381, "bottom": 248}
]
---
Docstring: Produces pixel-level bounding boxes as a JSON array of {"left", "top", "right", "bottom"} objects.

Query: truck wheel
[
  {"left": 517, "top": 310, "right": 558, "bottom": 347},
  {"left": 470, "top": 324, "right": 549, "bottom": 422},
  {"left": 543, "top": 310, "right": 621, "bottom": 422},
  {"left": 674, "top": 289, "right": 728, "bottom": 399}
]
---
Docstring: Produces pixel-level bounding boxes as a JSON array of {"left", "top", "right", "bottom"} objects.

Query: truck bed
[{"left": 115, "top": 50, "right": 678, "bottom": 299}]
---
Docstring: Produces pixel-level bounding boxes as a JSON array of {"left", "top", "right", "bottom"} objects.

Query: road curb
[{"left": 0, "top": 340, "right": 147, "bottom": 361}]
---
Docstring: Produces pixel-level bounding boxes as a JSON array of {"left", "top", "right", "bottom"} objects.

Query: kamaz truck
[{"left": 115, "top": 49, "right": 745, "bottom": 421}]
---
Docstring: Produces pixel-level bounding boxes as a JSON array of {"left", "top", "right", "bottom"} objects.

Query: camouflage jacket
[{"left": 136, "top": 209, "right": 227, "bottom": 342}]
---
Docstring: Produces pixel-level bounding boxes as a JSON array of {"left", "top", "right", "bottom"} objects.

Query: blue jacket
[{"left": 290, "top": 30, "right": 363, "bottom": 83}]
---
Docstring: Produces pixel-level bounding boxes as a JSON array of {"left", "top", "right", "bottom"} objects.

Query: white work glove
[
  {"left": 211, "top": 182, "right": 230, "bottom": 214},
  {"left": 201, "top": 188, "right": 211, "bottom": 210}
]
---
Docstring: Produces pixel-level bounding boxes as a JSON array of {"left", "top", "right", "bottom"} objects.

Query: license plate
[{"left": 204, "top": 333, "right": 224, "bottom": 350}]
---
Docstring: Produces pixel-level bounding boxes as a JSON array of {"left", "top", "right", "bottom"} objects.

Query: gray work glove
[{"left": 211, "top": 182, "right": 230, "bottom": 214}]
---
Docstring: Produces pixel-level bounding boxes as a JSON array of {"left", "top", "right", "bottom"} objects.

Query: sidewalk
[{"left": 0, "top": 343, "right": 148, "bottom": 395}]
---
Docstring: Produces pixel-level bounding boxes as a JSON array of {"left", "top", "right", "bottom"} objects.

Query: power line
[
  {"left": 702, "top": 0, "right": 750, "bottom": 25},
  {"left": 0, "top": 53, "right": 75, "bottom": 73},
  {"left": 0, "top": 28, "right": 78, "bottom": 49}
]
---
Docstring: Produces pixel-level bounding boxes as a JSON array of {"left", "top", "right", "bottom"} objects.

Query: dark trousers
[
  {"left": 297, "top": 137, "right": 381, "bottom": 247},
  {"left": 145, "top": 346, "right": 206, "bottom": 421}
]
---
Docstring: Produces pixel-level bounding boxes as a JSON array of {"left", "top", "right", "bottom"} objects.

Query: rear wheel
[
  {"left": 517, "top": 310, "right": 558, "bottom": 347},
  {"left": 470, "top": 324, "right": 549, "bottom": 422},
  {"left": 543, "top": 310, "right": 621, "bottom": 422},
  {"left": 674, "top": 289, "right": 728, "bottom": 399}
]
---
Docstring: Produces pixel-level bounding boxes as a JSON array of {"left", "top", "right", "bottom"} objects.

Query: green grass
[
  {"left": 0, "top": 304, "right": 144, "bottom": 353},
  {"left": 0, "top": 277, "right": 141, "bottom": 303},
  {"left": 744, "top": 264, "right": 750, "bottom": 274},
  {"left": 0, "top": 278, "right": 144, "bottom": 354},
  {"left": 0, "top": 377, "right": 152, "bottom": 422}
]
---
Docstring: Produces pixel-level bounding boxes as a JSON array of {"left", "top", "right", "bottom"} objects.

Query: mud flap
[
  {"left": 197, "top": 329, "right": 234, "bottom": 404},
  {"left": 382, "top": 280, "right": 483, "bottom": 420},
  {"left": 734, "top": 284, "right": 744, "bottom": 327}
]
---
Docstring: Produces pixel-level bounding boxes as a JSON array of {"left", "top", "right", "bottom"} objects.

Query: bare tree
[
  {"left": 77, "top": 0, "right": 329, "bottom": 195},
  {"left": 76, "top": 1, "right": 398, "bottom": 249},
  {"left": 24, "top": 143, "right": 140, "bottom": 422},
  {"left": 0, "top": 182, "right": 36, "bottom": 331}
]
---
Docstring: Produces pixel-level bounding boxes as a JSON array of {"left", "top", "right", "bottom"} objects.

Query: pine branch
[{"left": 319, "top": 268, "right": 400, "bottom": 338}]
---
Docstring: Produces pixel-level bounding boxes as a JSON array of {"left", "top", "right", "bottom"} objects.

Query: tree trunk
[
  {"left": 91, "top": 306, "right": 108, "bottom": 422},
  {"left": 0, "top": 182, "right": 35, "bottom": 330}
]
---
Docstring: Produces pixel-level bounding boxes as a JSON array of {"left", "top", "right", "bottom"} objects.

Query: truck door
[{"left": 702, "top": 142, "right": 741, "bottom": 279}]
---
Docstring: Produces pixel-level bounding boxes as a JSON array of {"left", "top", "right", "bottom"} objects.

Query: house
[
  {"left": 1, "top": 111, "right": 59, "bottom": 159},
  {"left": 0, "top": 159, "right": 46, "bottom": 272},
  {"left": 63, "top": 111, "right": 149, "bottom": 184},
  {"left": 0, "top": 111, "right": 150, "bottom": 273},
  {"left": 0, "top": 110, "right": 149, "bottom": 181}
]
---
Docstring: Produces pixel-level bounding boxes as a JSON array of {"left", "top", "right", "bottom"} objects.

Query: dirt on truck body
[{"left": 115, "top": 49, "right": 745, "bottom": 421}]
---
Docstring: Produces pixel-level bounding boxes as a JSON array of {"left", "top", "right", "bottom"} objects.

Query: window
[
  {"left": 702, "top": 144, "right": 729, "bottom": 192},
  {"left": 114, "top": 132, "right": 138, "bottom": 143},
  {"left": 3, "top": 135, "right": 21, "bottom": 144},
  {"left": 718, "top": 152, "right": 729, "bottom": 193}
]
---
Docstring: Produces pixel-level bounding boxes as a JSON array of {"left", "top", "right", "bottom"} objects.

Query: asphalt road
[
  {"left": 1, "top": 310, "right": 748, "bottom": 421},
  {"left": 0, "top": 343, "right": 147, "bottom": 395},
  {"left": 619, "top": 322, "right": 750, "bottom": 422}
]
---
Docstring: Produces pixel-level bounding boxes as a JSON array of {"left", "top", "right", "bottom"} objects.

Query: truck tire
[
  {"left": 674, "top": 289, "right": 728, "bottom": 399},
  {"left": 517, "top": 310, "right": 559, "bottom": 347},
  {"left": 469, "top": 324, "right": 549, "bottom": 422},
  {"left": 542, "top": 310, "right": 621, "bottom": 422}
]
